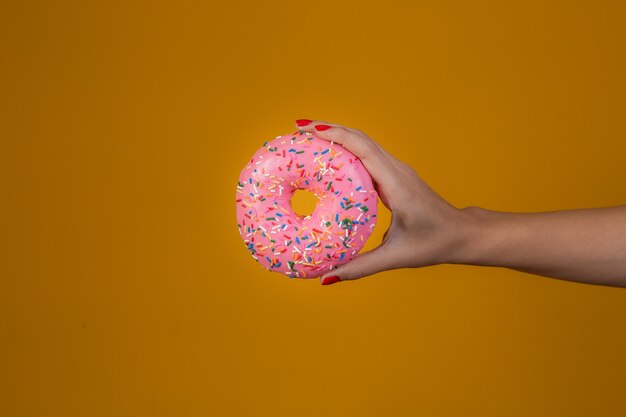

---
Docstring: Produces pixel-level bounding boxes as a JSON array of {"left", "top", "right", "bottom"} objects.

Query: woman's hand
[
  {"left": 294, "top": 119, "right": 472, "bottom": 285},
  {"left": 296, "top": 119, "right": 626, "bottom": 288}
]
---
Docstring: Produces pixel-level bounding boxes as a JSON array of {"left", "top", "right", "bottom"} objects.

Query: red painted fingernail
[
  {"left": 315, "top": 124, "right": 332, "bottom": 131},
  {"left": 296, "top": 119, "right": 312, "bottom": 126},
  {"left": 321, "top": 275, "right": 341, "bottom": 285}
]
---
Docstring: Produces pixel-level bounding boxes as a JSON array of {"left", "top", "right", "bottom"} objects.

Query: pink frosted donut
[{"left": 235, "top": 130, "right": 379, "bottom": 278}]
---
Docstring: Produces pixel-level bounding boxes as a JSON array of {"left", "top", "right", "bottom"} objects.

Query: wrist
[{"left": 445, "top": 205, "right": 493, "bottom": 265}]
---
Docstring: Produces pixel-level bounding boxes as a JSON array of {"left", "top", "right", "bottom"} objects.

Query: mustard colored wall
[{"left": 2, "top": 1, "right": 626, "bottom": 416}]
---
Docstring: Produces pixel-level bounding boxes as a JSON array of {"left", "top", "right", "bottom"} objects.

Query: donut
[{"left": 235, "top": 130, "right": 378, "bottom": 278}]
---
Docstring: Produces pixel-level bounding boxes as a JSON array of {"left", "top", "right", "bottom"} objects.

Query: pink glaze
[{"left": 235, "top": 131, "right": 378, "bottom": 278}]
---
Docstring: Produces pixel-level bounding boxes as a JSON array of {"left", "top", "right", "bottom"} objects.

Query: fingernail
[
  {"left": 315, "top": 124, "right": 332, "bottom": 131},
  {"left": 296, "top": 119, "right": 312, "bottom": 126},
  {"left": 321, "top": 275, "right": 341, "bottom": 285}
]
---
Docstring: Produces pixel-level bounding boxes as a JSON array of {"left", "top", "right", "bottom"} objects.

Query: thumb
[{"left": 319, "top": 245, "right": 394, "bottom": 285}]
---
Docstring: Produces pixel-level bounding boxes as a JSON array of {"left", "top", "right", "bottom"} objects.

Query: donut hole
[{"left": 290, "top": 189, "right": 318, "bottom": 217}]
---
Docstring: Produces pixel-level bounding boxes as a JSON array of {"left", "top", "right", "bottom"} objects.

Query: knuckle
[
  {"left": 353, "top": 269, "right": 366, "bottom": 280},
  {"left": 335, "top": 126, "right": 354, "bottom": 138},
  {"left": 394, "top": 158, "right": 410, "bottom": 170},
  {"left": 398, "top": 161, "right": 418, "bottom": 177},
  {"left": 328, "top": 126, "right": 350, "bottom": 141},
  {"left": 361, "top": 139, "right": 378, "bottom": 154}
]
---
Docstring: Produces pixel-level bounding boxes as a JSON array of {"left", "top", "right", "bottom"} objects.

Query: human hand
[{"left": 294, "top": 119, "right": 472, "bottom": 285}]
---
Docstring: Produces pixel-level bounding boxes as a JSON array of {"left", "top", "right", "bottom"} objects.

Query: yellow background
[{"left": 2, "top": 1, "right": 626, "bottom": 416}]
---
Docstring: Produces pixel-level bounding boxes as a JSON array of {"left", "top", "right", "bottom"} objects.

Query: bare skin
[{"left": 293, "top": 120, "right": 626, "bottom": 288}]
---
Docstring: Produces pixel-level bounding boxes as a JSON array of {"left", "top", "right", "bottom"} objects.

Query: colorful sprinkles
[{"left": 235, "top": 131, "right": 378, "bottom": 278}]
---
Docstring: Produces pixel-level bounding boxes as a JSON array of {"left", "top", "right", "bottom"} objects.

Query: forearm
[{"left": 452, "top": 205, "right": 626, "bottom": 287}]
